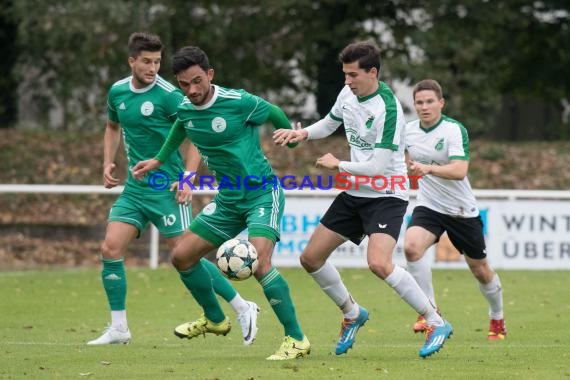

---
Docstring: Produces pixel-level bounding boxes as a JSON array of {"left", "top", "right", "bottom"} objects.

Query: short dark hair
[
  {"left": 413, "top": 79, "right": 443, "bottom": 100},
  {"left": 339, "top": 41, "right": 381, "bottom": 75},
  {"left": 172, "top": 46, "right": 210, "bottom": 75},
  {"left": 127, "top": 32, "right": 162, "bottom": 58}
]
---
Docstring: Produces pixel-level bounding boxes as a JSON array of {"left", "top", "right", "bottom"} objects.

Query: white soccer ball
[{"left": 216, "top": 239, "right": 259, "bottom": 281}]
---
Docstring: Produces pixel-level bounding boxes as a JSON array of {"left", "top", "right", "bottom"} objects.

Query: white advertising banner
[{"left": 272, "top": 195, "right": 570, "bottom": 270}]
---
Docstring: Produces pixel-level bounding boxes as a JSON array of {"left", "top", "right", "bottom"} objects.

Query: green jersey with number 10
[{"left": 107, "top": 75, "right": 185, "bottom": 192}]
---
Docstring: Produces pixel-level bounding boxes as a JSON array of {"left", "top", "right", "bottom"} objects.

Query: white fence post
[{"left": 149, "top": 225, "right": 159, "bottom": 269}]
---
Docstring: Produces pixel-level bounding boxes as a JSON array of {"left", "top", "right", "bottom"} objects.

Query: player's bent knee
[
  {"left": 100, "top": 241, "right": 123, "bottom": 260},
  {"left": 472, "top": 265, "right": 494, "bottom": 283},
  {"left": 299, "top": 252, "right": 324, "bottom": 273},
  {"left": 368, "top": 261, "right": 392, "bottom": 280},
  {"left": 403, "top": 241, "right": 423, "bottom": 261},
  {"left": 171, "top": 246, "right": 190, "bottom": 269},
  {"left": 171, "top": 254, "right": 189, "bottom": 271}
]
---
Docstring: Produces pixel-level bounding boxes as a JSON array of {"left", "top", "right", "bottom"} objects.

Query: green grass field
[{"left": 0, "top": 268, "right": 568, "bottom": 379}]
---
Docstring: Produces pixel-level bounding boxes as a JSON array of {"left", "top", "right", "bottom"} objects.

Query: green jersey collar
[
  {"left": 420, "top": 115, "right": 444, "bottom": 133},
  {"left": 357, "top": 81, "right": 382, "bottom": 103}
]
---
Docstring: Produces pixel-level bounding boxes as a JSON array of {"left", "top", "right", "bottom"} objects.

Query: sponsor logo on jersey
[
  {"left": 140, "top": 101, "right": 154, "bottom": 116},
  {"left": 347, "top": 132, "right": 373, "bottom": 150},
  {"left": 211, "top": 117, "right": 227, "bottom": 132},
  {"left": 186, "top": 120, "right": 195, "bottom": 129},
  {"left": 202, "top": 202, "right": 217, "bottom": 215},
  {"left": 119, "top": 102, "right": 126, "bottom": 110}
]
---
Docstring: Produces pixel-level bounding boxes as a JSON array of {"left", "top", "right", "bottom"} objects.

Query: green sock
[
  {"left": 179, "top": 261, "right": 226, "bottom": 323},
  {"left": 101, "top": 258, "right": 126, "bottom": 310},
  {"left": 201, "top": 258, "right": 237, "bottom": 302},
  {"left": 260, "top": 268, "right": 304, "bottom": 340}
]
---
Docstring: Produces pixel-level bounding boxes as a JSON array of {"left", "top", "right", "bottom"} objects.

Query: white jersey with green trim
[
  {"left": 330, "top": 82, "right": 408, "bottom": 200},
  {"left": 405, "top": 115, "right": 479, "bottom": 217}
]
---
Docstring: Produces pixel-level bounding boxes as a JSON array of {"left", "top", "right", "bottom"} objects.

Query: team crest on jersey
[
  {"left": 365, "top": 115, "right": 375, "bottom": 129},
  {"left": 435, "top": 138, "right": 444, "bottom": 151},
  {"left": 211, "top": 117, "right": 227, "bottom": 133},
  {"left": 140, "top": 101, "right": 154, "bottom": 116},
  {"left": 203, "top": 202, "right": 217, "bottom": 215}
]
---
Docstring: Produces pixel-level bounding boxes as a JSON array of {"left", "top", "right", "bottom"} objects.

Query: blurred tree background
[
  {"left": 0, "top": 0, "right": 568, "bottom": 139},
  {"left": 1, "top": 0, "right": 569, "bottom": 266}
]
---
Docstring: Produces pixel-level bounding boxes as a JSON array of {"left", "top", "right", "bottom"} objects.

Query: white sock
[
  {"left": 111, "top": 310, "right": 128, "bottom": 331},
  {"left": 479, "top": 273, "right": 504, "bottom": 320},
  {"left": 407, "top": 255, "right": 437, "bottom": 308},
  {"left": 310, "top": 261, "right": 357, "bottom": 317},
  {"left": 385, "top": 266, "right": 443, "bottom": 326},
  {"left": 229, "top": 293, "right": 250, "bottom": 315},
  {"left": 343, "top": 299, "right": 360, "bottom": 319}
]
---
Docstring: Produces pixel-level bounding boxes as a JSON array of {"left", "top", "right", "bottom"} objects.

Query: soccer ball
[{"left": 216, "top": 239, "right": 259, "bottom": 281}]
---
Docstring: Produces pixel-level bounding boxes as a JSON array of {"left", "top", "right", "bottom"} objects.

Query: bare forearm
[
  {"left": 103, "top": 122, "right": 121, "bottom": 167},
  {"left": 184, "top": 143, "right": 201, "bottom": 173}
]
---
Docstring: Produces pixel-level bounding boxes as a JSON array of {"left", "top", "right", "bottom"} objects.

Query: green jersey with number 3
[{"left": 173, "top": 85, "right": 275, "bottom": 201}]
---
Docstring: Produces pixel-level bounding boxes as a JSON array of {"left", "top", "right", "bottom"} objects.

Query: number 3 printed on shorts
[{"left": 258, "top": 208, "right": 265, "bottom": 217}]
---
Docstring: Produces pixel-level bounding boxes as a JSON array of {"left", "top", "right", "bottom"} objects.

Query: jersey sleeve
[
  {"left": 155, "top": 118, "right": 187, "bottom": 163},
  {"left": 449, "top": 124, "right": 470, "bottom": 160},
  {"left": 164, "top": 89, "right": 184, "bottom": 121},
  {"left": 240, "top": 90, "right": 272, "bottom": 126},
  {"left": 107, "top": 88, "right": 119, "bottom": 123},
  {"left": 375, "top": 82, "right": 402, "bottom": 151}
]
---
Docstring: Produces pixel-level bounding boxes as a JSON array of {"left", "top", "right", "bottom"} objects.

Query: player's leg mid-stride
[
  {"left": 174, "top": 315, "right": 231, "bottom": 339},
  {"left": 266, "top": 335, "right": 311, "bottom": 360},
  {"left": 335, "top": 306, "right": 369, "bottom": 355},
  {"left": 419, "top": 320, "right": 453, "bottom": 358}
]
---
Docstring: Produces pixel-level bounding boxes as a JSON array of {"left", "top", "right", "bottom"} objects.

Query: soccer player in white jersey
[
  {"left": 88, "top": 33, "right": 259, "bottom": 346},
  {"left": 404, "top": 79, "right": 506, "bottom": 341},
  {"left": 274, "top": 41, "right": 453, "bottom": 358}
]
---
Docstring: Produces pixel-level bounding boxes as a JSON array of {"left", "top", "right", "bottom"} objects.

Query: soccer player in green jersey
[
  {"left": 132, "top": 46, "right": 310, "bottom": 360},
  {"left": 88, "top": 33, "right": 259, "bottom": 346},
  {"left": 404, "top": 79, "right": 506, "bottom": 340},
  {"left": 274, "top": 41, "right": 452, "bottom": 358}
]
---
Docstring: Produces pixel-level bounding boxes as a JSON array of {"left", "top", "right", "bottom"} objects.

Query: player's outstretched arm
[
  {"left": 132, "top": 119, "right": 187, "bottom": 180},
  {"left": 273, "top": 122, "right": 307, "bottom": 146},
  {"left": 279, "top": 114, "right": 342, "bottom": 147},
  {"left": 132, "top": 159, "right": 162, "bottom": 180},
  {"left": 266, "top": 104, "right": 301, "bottom": 148}
]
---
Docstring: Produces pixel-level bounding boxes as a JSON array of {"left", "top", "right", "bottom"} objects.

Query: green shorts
[
  {"left": 108, "top": 190, "right": 192, "bottom": 238},
  {"left": 190, "top": 187, "right": 285, "bottom": 246}
]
